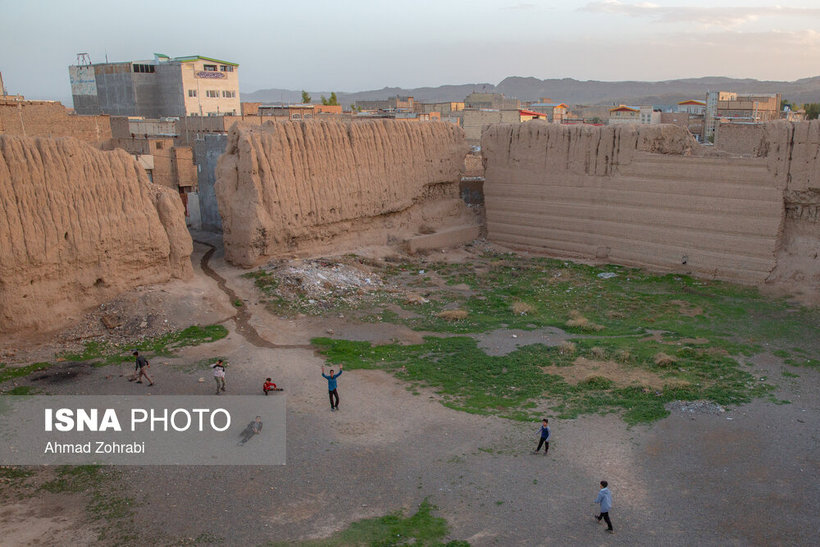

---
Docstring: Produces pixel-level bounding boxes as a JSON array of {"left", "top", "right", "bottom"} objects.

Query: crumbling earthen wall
[
  {"left": 0, "top": 99, "right": 112, "bottom": 146},
  {"left": 482, "top": 122, "right": 819, "bottom": 299},
  {"left": 216, "top": 120, "right": 477, "bottom": 266},
  {"left": 0, "top": 135, "right": 193, "bottom": 333}
]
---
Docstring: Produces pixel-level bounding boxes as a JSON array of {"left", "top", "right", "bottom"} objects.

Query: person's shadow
[{"left": 238, "top": 416, "right": 263, "bottom": 446}]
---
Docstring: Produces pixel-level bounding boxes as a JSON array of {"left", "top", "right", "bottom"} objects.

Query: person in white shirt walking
[{"left": 211, "top": 359, "right": 227, "bottom": 394}]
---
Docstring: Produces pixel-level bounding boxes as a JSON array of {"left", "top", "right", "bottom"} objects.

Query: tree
[
  {"left": 328, "top": 92, "right": 339, "bottom": 106},
  {"left": 301, "top": 90, "right": 311, "bottom": 104},
  {"left": 804, "top": 103, "right": 820, "bottom": 120},
  {"left": 320, "top": 95, "right": 328, "bottom": 105}
]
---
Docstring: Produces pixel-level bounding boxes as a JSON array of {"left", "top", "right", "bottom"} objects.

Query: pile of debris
[
  {"left": 261, "top": 258, "right": 393, "bottom": 312},
  {"left": 56, "top": 289, "right": 179, "bottom": 349}
]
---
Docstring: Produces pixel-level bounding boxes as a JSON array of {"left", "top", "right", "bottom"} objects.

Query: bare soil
[{"left": 1, "top": 236, "right": 818, "bottom": 546}]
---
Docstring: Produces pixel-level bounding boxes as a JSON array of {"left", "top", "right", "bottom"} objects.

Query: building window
[
  {"left": 188, "top": 89, "right": 197, "bottom": 97},
  {"left": 155, "top": 141, "right": 163, "bottom": 150},
  {"left": 206, "top": 90, "right": 219, "bottom": 98},
  {"left": 222, "top": 90, "right": 236, "bottom": 98},
  {"left": 219, "top": 65, "right": 234, "bottom": 72},
  {"left": 133, "top": 64, "right": 155, "bottom": 73},
  {"left": 203, "top": 64, "right": 217, "bottom": 71}
]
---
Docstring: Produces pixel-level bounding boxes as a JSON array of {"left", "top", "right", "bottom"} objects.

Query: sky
[{"left": 2, "top": 0, "right": 820, "bottom": 103}]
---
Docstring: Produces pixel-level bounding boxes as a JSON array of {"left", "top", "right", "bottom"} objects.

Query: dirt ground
[{"left": 1, "top": 235, "right": 818, "bottom": 546}]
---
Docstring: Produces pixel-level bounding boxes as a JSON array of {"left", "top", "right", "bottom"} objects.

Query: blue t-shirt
[
  {"left": 540, "top": 425, "right": 550, "bottom": 440},
  {"left": 322, "top": 370, "right": 342, "bottom": 391}
]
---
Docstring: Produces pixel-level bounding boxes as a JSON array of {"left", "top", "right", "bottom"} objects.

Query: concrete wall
[
  {"left": 194, "top": 134, "right": 228, "bottom": 231},
  {"left": 93, "top": 63, "right": 138, "bottom": 116},
  {"left": 0, "top": 99, "right": 111, "bottom": 145}
]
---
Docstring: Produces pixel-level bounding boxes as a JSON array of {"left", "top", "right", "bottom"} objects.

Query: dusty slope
[
  {"left": 215, "top": 120, "right": 476, "bottom": 266},
  {"left": 0, "top": 135, "right": 192, "bottom": 334}
]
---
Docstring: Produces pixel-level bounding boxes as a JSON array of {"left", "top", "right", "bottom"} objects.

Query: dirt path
[{"left": 195, "top": 240, "right": 313, "bottom": 351}]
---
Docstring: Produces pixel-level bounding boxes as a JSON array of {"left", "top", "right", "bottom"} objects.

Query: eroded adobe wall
[
  {"left": 216, "top": 120, "right": 476, "bottom": 266},
  {"left": 482, "top": 122, "right": 818, "bottom": 293},
  {"left": 0, "top": 135, "right": 193, "bottom": 333},
  {"left": 756, "top": 121, "right": 820, "bottom": 300}
]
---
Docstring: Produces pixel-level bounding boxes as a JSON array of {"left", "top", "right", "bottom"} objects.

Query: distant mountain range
[{"left": 243, "top": 76, "right": 820, "bottom": 107}]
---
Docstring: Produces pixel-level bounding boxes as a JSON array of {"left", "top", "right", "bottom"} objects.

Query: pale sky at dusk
[{"left": 2, "top": 0, "right": 819, "bottom": 102}]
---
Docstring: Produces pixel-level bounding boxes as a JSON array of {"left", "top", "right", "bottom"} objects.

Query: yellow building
[{"left": 174, "top": 55, "right": 241, "bottom": 116}]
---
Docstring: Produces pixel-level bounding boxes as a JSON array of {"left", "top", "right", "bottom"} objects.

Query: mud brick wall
[
  {"left": 482, "top": 122, "right": 819, "bottom": 299},
  {"left": 0, "top": 135, "right": 192, "bottom": 334},
  {"left": 216, "top": 120, "right": 476, "bottom": 266},
  {"left": 0, "top": 100, "right": 111, "bottom": 145}
]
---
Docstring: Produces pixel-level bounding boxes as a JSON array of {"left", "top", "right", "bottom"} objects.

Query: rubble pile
[{"left": 261, "top": 258, "right": 394, "bottom": 312}]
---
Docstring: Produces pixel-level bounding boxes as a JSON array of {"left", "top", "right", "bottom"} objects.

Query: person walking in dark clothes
[
  {"left": 321, "top": 364, "right": 343, "bottom": 411},
  {"left": 534, "top": 418, "right": 550, "bottom": 455},
  {"left": 594, "top": 480, "right": 614, "bottom": 533},
  {"left": 131, "top": 351, "right": 154, "bottom": 386}
]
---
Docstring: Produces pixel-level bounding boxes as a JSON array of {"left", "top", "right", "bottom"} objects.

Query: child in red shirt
[{"left": 263, "top": 378, "right": 278, "bottom": 395}]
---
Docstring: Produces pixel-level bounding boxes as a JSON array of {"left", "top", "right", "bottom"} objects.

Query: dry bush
[
  {"left": 511, "top": 302, "right": 534, "bottom": 315},
  {"left": 566, "top": 310, "right": 604, "bottom": 331},
  {"left": 558, "top": 341, "right": 577, "bottom": 355},
  {"left": 614, "top": 349, "right": 631, "bottom": 363},
  {"left": 404, "top": 293, "right": 429, "bottom": 305},
  {"left": 654, "top": 352, "right": 678, "bottom": 367},
  {"left": 589, "top": 346, "right": 607, "bottom": 360},
  {"left": 436, "top": 309, "right": 468, "bottom": 321}
]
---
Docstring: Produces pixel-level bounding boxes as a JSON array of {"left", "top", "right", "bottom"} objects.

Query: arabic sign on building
[
  {"left": 196, "top": 71, "right": 226, "bottom": 79},
  {"left": 69, "top": 66, "right": 98, "bottom": 96}
]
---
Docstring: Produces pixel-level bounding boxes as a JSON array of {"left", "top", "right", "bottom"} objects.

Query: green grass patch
[
  {"left": 40, "top": 465, "right": 104, "bottom": 493},
  {"left": 57, "top": 325, "right": 229, "bottom": 367},
  {"left": 2, "top": 385, "right": 39, "bottom": 395},
  {"left": 271, "top": 498, "right": 466, "bottom": 546},
  {"left": 784, "top": 357, "right": 820, "bottom": 370},
  {"left": 270, "top": 251, "right": 813, "bottom": 424},
  {"left": 0, "top": 467, "right": 35, "bottom": 480},
  {"left": 0, "top": 362, "right": 53, "bottom": 383},
  {"left": 313, "top": 333, "right": 773, "bottom": 425}
]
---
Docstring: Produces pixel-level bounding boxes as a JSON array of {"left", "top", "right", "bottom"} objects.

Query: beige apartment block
[{"left": 177, "top": 56, "right": 240, "bottom": 116}]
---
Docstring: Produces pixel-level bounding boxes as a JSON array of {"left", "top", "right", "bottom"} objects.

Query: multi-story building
[
  {"left": 703, "top": 91, "right": 780, "bottom": 141},
  {"left": 608, "top": 105, "right": 660, "bottom": 125},
  {"left": 527, "top": 102, "right": 569, "bottom": 124},
  {"left": 677, "top": 99, "right": 706, "bottom": 115},
  {"left": 69, "top": 53, "right": 240, "bottom": 117}
]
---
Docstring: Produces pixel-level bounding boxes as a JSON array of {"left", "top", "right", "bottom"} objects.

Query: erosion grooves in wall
[
  {"left": 482, "top": 123, "right": 785, "bottom": 285},
  {"left": 216, "top": 120, "right": 476, "bottom": 267},
  {"left": 0, "top": 135, "right": 192, "bottom": 334}
]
